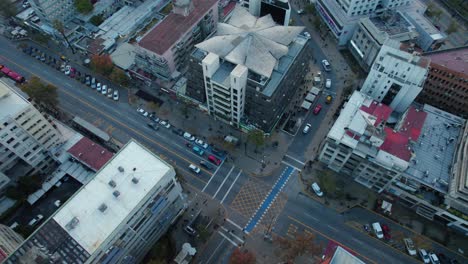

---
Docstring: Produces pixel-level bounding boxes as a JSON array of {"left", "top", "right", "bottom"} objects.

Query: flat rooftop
[
  {"left": 212, "top": 62, "right": 235, "bottom": 87},
  {"left": 369, "top": 11, "right": 412, "bottom": 36},
  {"left": 53, "top": 140, "right": 174, "bottom": 254},
  {"left": 405, "top": 104, "right": 465, "bottom": 193},
  {"left": 424, "top": 47, "right": 468, "bottom": 74},
  {"left": 67, "top": 137, "right": 114, "bottom": 172},
  {"left": 0, "top": 79, "right": 29, "bottom": 122},
  {"left": 138, "top": 0, "right": 218, "bottom": 55}
]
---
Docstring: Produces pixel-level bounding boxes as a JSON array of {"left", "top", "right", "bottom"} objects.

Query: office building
[
  {"left": 28, "top": 0, "right": 76, "bottom": 25},
  {"left": 402, "top": 10, "right": 446, "bottom": 52},
  {"left": 0, "top": 79, "right": 63, "bottom": 174},
  {"left": 315, "top": 0, "right": 426, "bottom": 46},
  {"left": 319, "top": 91, "right": 468, "bottom": 234},
  {"left": 240, "top": 0, "right": 291, "bottom": 26},
  {"left": 0, "top": 224, "right": 24, "bottom": 262},
  {"left": 416, "top": 47, "right": 468, "bottom": 118},
  {"left": 349, "top": 10, "right": 418, "bottom": 71},
  {"left": 133, "top": 0, "right": 219, "bottom": 82},
  {"left": 186, "top": 6, "right": 310, "bottom": 132},
  {"left": 360, "top": 40, "right": 430, "bottom": 113},
  {"left": 6, "top": 140, "right": 185, "bottom": 264}
]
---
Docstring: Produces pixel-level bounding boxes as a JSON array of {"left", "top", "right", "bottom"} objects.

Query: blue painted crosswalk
[{"left": 244, "top": 166, "right": 295, "bottom": 233}]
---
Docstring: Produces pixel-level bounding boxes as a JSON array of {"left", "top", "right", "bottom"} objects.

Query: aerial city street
[{"left": 0, "top": 0, "right": 467, "bottom": 263}]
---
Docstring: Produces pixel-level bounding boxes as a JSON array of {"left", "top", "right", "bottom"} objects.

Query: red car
[
  {"left": 381, "top": 224, "right": 391, "bottom": 240},
  {"left": 313, "top": 104, "right": 322, "bottom": 115},
  {"left": 208, "top": 155, "right": 221, "bottom": 166},
  {"left": 69, "top": 68, "right": 76, "bottom": 78}
]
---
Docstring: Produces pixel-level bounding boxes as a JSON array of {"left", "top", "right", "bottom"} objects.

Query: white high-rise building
[
  {"left": 0, "top": 79, "right": 63, "bottom": 174},
  {"left": 6, "top": 140, "right": 185, "bottom": 264},
  {"left": 360, "top": 40, "right": 430, "bottom": 113}
]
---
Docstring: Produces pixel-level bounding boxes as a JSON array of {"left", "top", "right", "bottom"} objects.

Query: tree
[
  {"left": 53, "top": 20, "right": 75, "bottom": 54},
  {"left": 0, "top": 0, "right": 17, "bottom": 18},
  {"left": 109, "top": 67, "right": 130, "bottom": 86},
  {"left": 247, "top": 129, "right": 265, "bottom": 151},
  {"left": 90, "top": 14, "right": 104, "bottom": 26},
  {"left": 305, "top": 4, "right": 315, "bottom": 15},
  {"left": 147, "top": 101, "right": 160, "bottom": 112},
  {"left": 318, "top": 171, "right": 336, "bottom": 195},
  {"left": 21, "top": 76, "right": 58, "bottom": 109},
  {"left": 446, "top": 21, "right": 458, "bottom": 35},
  {"left": 5, "top": 174, "right": 43, "bottom": 201},
  {"left": 90, "top": 54, "right": 114, "bottom": 76},
  {"left": 74, "top": 0, "right": 93, "bottom": 14},
  {"left": 229, "top": 248, "right": 256, "bottom": 264},
  {"left": 275, "top": 233, "right": 322, "bottom": 262}
]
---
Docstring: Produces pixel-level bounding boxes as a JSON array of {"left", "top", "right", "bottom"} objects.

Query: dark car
[
  {"left": 208, "top": 155, "right": 221, "bottom": 166},
  {"left": 199, "top": 160, "right": 212, "bottom": 170},
  {"left": 147, "top": 123, "right": 159, "bottom": 131},
  {"left": 172, "top": 128, "right": 184, "bottom": 136},
  {"left": 186, "top": 142, "right": 192, "bottom": 148},
  {"left": 211, "top": 147, "right": 226, "bottom": 157},
  {"left": 437, "top": 253, "right": 450, "bottom": 264}
]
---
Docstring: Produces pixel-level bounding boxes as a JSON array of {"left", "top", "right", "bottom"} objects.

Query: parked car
[
  {"left": 64, "top": 65, "right": 71, "bottom": 75},
  {"left": 96, "top": 82, "right": 102, "bottom": 92},
  {"left": 199, "top": 160, "right": 212, "bottom": 170},
  {"left": 101, "top": 84, "right": 107, "bottom": 95},
  {"left": 183, "top": 132, "right": 195, "bottom": 141},
  {"left": 437, "top": 253, "right": 450, "bottom": 264},
  {"left": 54, "top": 200, "right": 61, "bottom": 207},
  {"left": 189, "top": 164, "right": 201, "bottom": 174},
  {"left": 195, "top": 139, "right": 208, "bottom": 149},
  {"left": 185, "top": 142, "right": 193, "bottom": 148},
  {"left": 208, "top": 155, "right": 221, "bottom": 166},
  {"left": 172, "top": 128, "right": 184, "bottom": 136},
  {"left": 419, "top": 249, "right": 430, "bottom": 264},
  {"left": 147, "top": 123, "right": 159, "bottom": 131},
  {"left": 137, "top": 108, "right": 148, "bottom": 117},
  {"left": 321, "top": 59, "right": 331, "bottom": 71},
  {"left": 326, "top": 95, "right": 332, "bottom": 104},
  {"left": 85, "top": 75, "right": 91, "bottom": 86},
  {"left": 107, "top": 88, "right": 113, "bottom": 98},
  {"left": 28, "top": 214, "right": 44, "bottom": 226},
  {"left": 403, "top": 238, "right": 417, "bottom": 256},
  {"left": 313, "top": 104, "right": 322, "bottom": 115},
  {"left": 91, "top": 78, "right": 96, "bottom": 88},
  {"left": 10, "top": 222, "right": 19, "bottom": 229},
  {"left": 372, "top": 222, "right": 384, "bottom": 239},
  {"left": 55, "top": 181, "right": 62, "bottom": 187},
  {"left": 69, "top": 68, "right": 76, "bottom": 78},
  {"left": 325, "top": 79, "right": 331, "bottom": 89},
  {"left": 311, "top": 182, "right": 323, "bottom": 196},
  {"left": 303, "top": 123, "right": 311, "bottom": 134},
  {"left": 113, "top": 90, "right": 119, "bottom": 101},
  {"left": 192, "top": 146, "right": 204, "bottom": 156},
  {"left": 211, "top": 147, "right": 226, "bottom": 157},
  {"left": 381, "top": 224, "right": 391, "bottom": 240},
  {"left": 297, "top": 9, "right": 304, "bottom": 14},
  {"left": 429, "top": 253, "right": 440, "bottom": 264},
  {"left": 159, "top": 120, "right": 171, "bottom": 128}
]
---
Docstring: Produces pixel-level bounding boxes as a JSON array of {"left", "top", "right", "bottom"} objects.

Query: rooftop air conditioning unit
[
  {"left": 118, "top": 166, "right": 124, "bottom": 172},
  {"left": 113, "top": 190, "right": 120, "bottom": 197},
  {"left": 99, "top": 203, "right": 108, "bottom": 212},
  {"left": 132, "top": 177, "right": 139, "bottom": 184},
  {"left": 108, "top": 180, "right": 116, "bottom": 188}
]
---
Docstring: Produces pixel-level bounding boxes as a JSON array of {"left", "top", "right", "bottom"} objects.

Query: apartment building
[
  {"left": 186, "top": 6, "right": 310, "bottom": 132},
  {"left": 315, "top": 0, "right": 426, "bottom": 46},
  {"left": 0, "top": 80, "right": 63, "bottom": 174},
  {"left": 416, "top": 47, "right": 468, "bottom": 118},
  {"left": 403, "top": 10, "right": 446, "bottom": 52},
  {"left": 6, "top": 140, "right": 185, "bottom": 264},
  {"left": 240, "top": 0, "right": 291, "bottom": 26},
  {"left": 28, "top": 0, "right": 76, "bottom": 24},
  {"left": 133, "top": 0, "right": 219, "bottom": 82},
  {"left": 360, "top": 40, "right": 430, "bottom": 113},
  {"left": 319, "top": 91, "right": 468, "bottom": 234},
  {"left": 0, "top": 224, "right": 24, "bottom": 262}
]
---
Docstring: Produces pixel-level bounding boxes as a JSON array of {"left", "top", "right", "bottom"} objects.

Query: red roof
[
  {"left": 399, "top": 106, "right": 427, "bottom": 141},
  {"left": 379, "top": 127, "right": 412, "bottom": 161},
  {"left": 223, "top": 1, "right": 236, "bottom": 16},
  {"left": 67, "top": 137, "right": 113, "bottom": 171},
  {"left": 360, "top": 101, "right": 392, "bottom": 127},
  {"left": 138, "top": 0, "right": 218, "bottom": 55}
]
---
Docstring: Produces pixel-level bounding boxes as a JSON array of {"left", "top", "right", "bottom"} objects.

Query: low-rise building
[
  {"left": 416, "top": 47, "right": 468, "bottom": 118},
  {"left": 185, "top": 6, "right": 310, "bottom": 132},
  {"left": 0, "top": 79, "right": 63, "bottom": 174},
  {"left": 360, "top": 40, "right": 430, "bottom": 113},
  {"left": 28, "top": 0, "right": 76, "bottom": 25},
  {"left": 402, "top": 10, "right": 446, "bottom": 52},
  {"left": 133, "top": 0, "right": 219, "bottom": 83},
  {"left": 0, "top": 224, "right": 24, "bottom": 262},
  {"left": 6, "top": 140, "right": 185, "bottom": 264},
  {"left": 319, "top": 91, "right": 468, "bottom": 234}
]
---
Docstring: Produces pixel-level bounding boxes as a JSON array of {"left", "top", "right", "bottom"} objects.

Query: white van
[
  {"left": 311, "top": 182, "right": 323, "bottom": 196},
  {"left": 325, "top": 79, "right": 332, "bottom": 89},
  {"left": 372, "top": 222, "right": 384, "bottom": 239}
]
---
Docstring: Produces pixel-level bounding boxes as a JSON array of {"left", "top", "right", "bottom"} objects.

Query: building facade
[
  {"left": 133, "top": 0, "right": 219, "bottom": 82},
  {"left": 29, "top": 0, "right": 76, "bottom": 24},
  {"left": 319, "top": 91, "right": 468, "bottom": 234},
  {"left": 0, "top": 224, "right": 24, "bottom": 261},
  {"left": 0, "top": 80, "right": 63, "bottom": 174},
  {"left": 416, "top": 47, "right": 468, "bottom": 118},
  {"left": 315, "top": 0, "right": 426, "bottom": 47},
  {"left": 360, "top": 40, "right": 430, "bottom": 113},
  {"left": 402, "top": 10, "right": 446, "bottom": 52},
  {"left": 186, "top": 6, "right": 310, "bottom": 132},
  {"left": 6, "top": 140, "right": 185, "bottom": 264},
  {"left": 241, "top": 0, "right": 291, "bottom": 26}
]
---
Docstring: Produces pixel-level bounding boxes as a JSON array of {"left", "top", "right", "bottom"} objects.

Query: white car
[
  {"left": 55, "top": 181, "right": 62, "bottom": 187},
  {"left": 54, "top": 200, "right": 61, "bottom": 207},
  {"left": 419, "top": 249, "right": 430, "bottom": 264},
  {"left": 189, "top": 164, "right": 201, "bottom": 174},
  {"left": 429, "top": 253, "right": 440, "bottom": 264},
  {"left": 183, "top": 132, "right": 195, "bottom": 141},
  {"left": 322, "top": 59, "right": 331, "bottom": 71},
  {"left": 96, "top": 82, "right": 102, "bottom": 92},
  {"left": 372, "top": 222, "right": 384, "bottom": 239},
  {"left": 28, "top": 214, "right": 44, "bottom": 226},
  {"left": 326, "top": 79, "right": 332, "bottom": 89},
  {"left": 303, "top": 31, "right": 311, "bottom": 39},
  {"left": 101, "top": 84, "right": 107, "bottom": 95},
  {"left": 404, "top": 238, "right": 417, "bottom": 256},
  {"left": 137, "top": 108, "right": 149, "bottom": 117},
  {"left": 64, "top": 65, "right": 71, "bottom": 75},
  {"left": 311, "top": 182, "right": 323, "bottom": 196},
  {"left": 107, "top": 88, "right": 113, "bottom": 98},
  {"left": 113, "top": 90, "right": 119, "bottom": 101},
  {"left": 159, "top": 120, "right": 171, "bottom": 128},
  {"left": 195, "top": 139, "right": 208, "bottom": 149},
  {"left": 303, "top": 123, "right": 311, "bottom": 134}
]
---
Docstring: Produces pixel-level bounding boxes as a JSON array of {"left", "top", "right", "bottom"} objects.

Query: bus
[{"left": 0, "top": 65, "right": 25, "bottom": 83}]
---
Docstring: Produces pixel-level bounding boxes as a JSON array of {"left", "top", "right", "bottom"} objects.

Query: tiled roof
[
  {"left": 138, "top": 0, "right": 218, "bottom": 55},
  {"left": 379, "top": 127, "right": 412, "bottom": 161},
  {"left": 359, "top": 100, "right": 392, "bottom": 127},
  {"left": 67, "top": 137, "right": 113, "bottom": 171},
  {"left": 425, "top": 47, "right": 468, "bottom": 74}
]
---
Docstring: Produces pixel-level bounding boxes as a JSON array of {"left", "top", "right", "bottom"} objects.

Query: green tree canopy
[
  {"left": 446, "top": 20, "right": 459, "bottom": 35},
  {"left": 20, "top": 76, "right": 58, "bottom": 108},
  {"left": 247, "top": 129, "right": 265, "bottom": 149},
  {"left": 75, "top": 0, "right": 93, "bottom": 14},
  {"left": 109, "top": 67, "right": 130, "bottom": 86},
  {"left": 0, "top": 0, "right": 17, "bottom": 18}
]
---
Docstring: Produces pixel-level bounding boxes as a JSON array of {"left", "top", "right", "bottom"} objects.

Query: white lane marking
[
  {"left": 304, "top": 213, "right": 318, "bottom": 221},
  {"left": 205, "top": 237, "right": 227, "bottom": 264},
  {"left": 217, "top": 231, "right": 238, "bottom": 247},
  {"left": 352, "top": 237, "right": 364, "bottom": 245},
  {"left": 327, "top": 225, "right": 339, "bottom": 232},
  {"left": 226, "top": 218, "right": 243, "bottom": 231},
  {"left": 285, "top": 154, "right": 306, "bottom": 165},
  {"left": 220, "top": 226, "right": 244, "bottom": 244},
  {"left": 212, "top": 166, "right": 235, "bottom": 199},
  {"left": 202, "top": 159, "right": 225, "bottom": 192},
  {"left": 220, "top": 170, "right": 242, "bottom": 204},
  {"left": 281, "top": 160, "right": 302, "bottom": 172}
]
